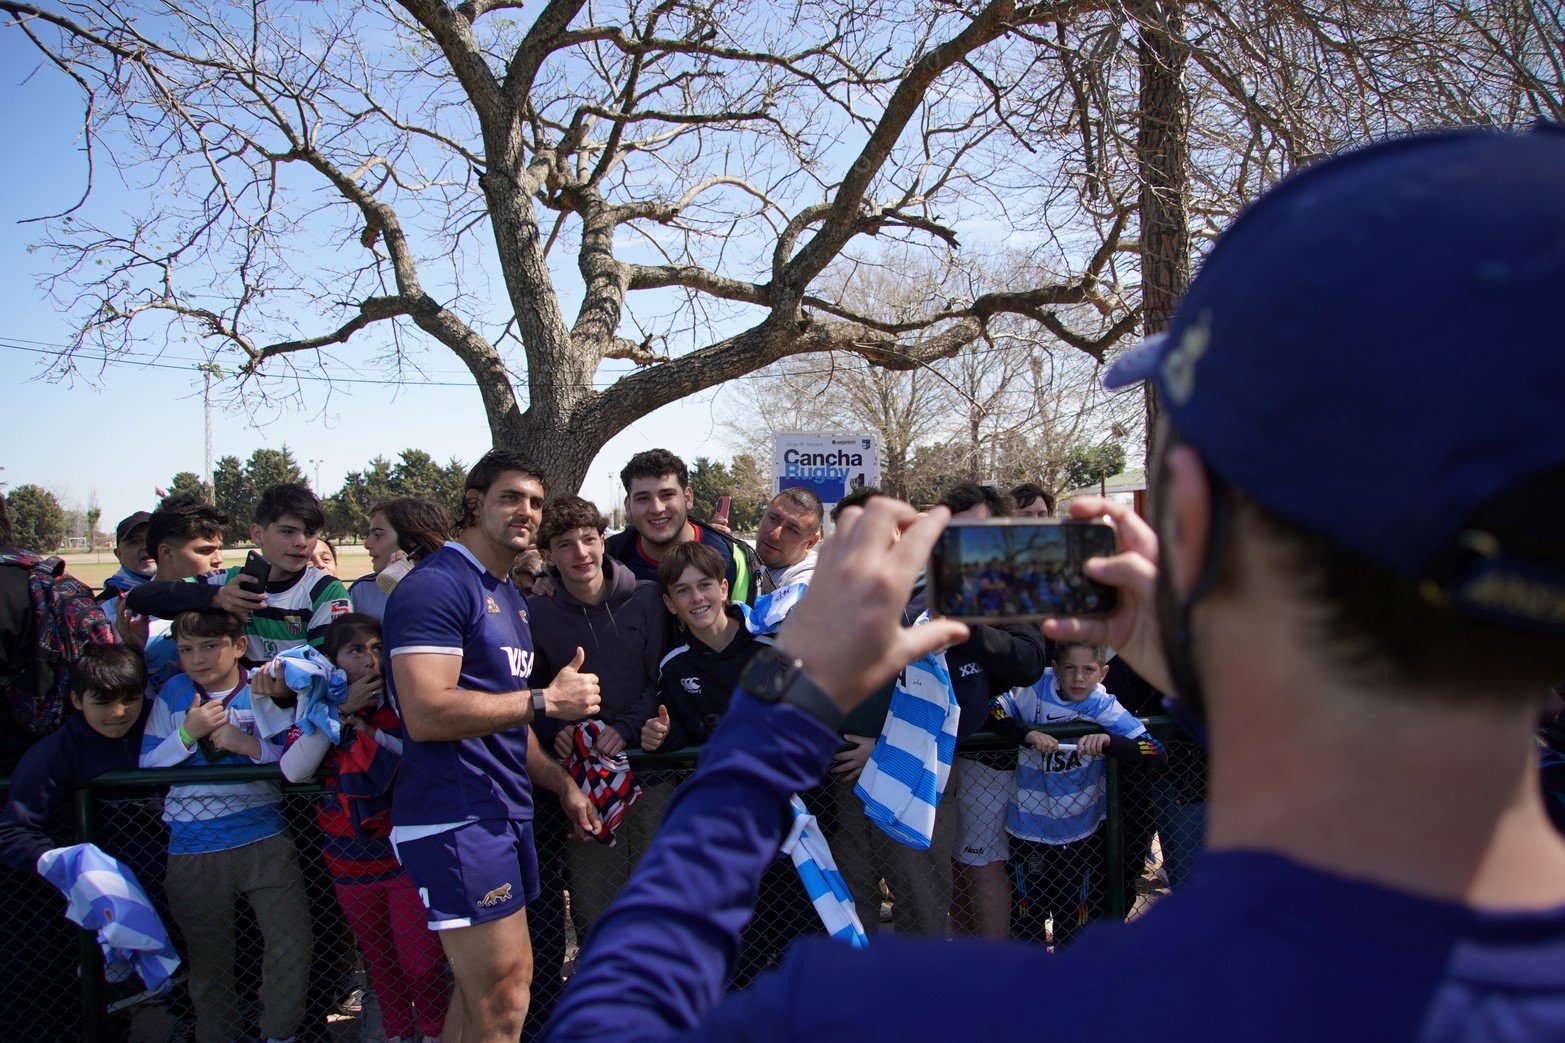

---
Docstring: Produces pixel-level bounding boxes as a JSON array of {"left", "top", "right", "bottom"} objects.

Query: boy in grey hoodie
[{"left": 525, "top": 495, "right": 668, "bottom": 1030}]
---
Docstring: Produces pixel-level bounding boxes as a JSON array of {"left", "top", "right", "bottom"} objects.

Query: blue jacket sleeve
[
  {"left": 544, "top": 691, "right": 840, "bottom": 1042},
  {"left": 0, "top": 733, "right": 71, "bottom": 874}
]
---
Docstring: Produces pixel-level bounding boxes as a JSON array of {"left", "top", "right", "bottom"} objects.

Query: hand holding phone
[
  {"left": 214, "top": 557, "right": 267, "bottom": 619},
  {"left": 186, "top": 695, "right": 228, "bottom": 762},
  {"left": 239, "top": 550, "right": 271, "bottom": 591},
  {"left": 713, "top": 495, "right": 731, "bottom": 527}
]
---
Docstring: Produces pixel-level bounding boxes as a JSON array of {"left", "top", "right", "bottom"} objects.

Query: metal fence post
[
  {"left": 1105, "top": 755, "right": 1125, "bottom": 920},
  {"left": 74, "top": 786, "right": 106, "bottom": 1043}
]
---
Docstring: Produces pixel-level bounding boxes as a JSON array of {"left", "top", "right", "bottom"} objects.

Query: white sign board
[{"left": 773, "top": 432, "right": 880, "bottom": 508}]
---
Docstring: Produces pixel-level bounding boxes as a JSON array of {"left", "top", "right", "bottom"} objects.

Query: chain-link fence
[{"left": 0, "top": 717, "right": 1205, "bottom": 1042}]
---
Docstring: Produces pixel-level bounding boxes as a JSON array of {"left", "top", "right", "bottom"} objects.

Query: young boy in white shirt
[{"left": 995, "top": 642, "right": 1165, "bottom": 948}]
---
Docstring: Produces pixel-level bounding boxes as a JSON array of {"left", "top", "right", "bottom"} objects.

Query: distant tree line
[{"left": 163, "top": 447, "right": 468, "bottom": 541}]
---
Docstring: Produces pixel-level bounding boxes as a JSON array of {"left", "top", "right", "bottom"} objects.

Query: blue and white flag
[
  {"left": 253, "top": 645, "right": 348, "bottom": 742},
  {"left": 854, "top": 613, "right": 959, "bottom": 849},
  {"left": 781, "top": 796, "right": 868, "bottom": 948},
  {"left": 36, "top": 844, "right": 181, "bottom": 991},
  {"left": 740, "top": 582, "right": 807, "bottom": 636}
]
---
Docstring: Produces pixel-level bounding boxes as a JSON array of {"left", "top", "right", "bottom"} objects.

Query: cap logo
[
  {"left": 1162, "top": 312, "right": 1210, "bottom": 406},
  {"left": 1457, "top": 569, "right": 1565, "bottom": 628}
]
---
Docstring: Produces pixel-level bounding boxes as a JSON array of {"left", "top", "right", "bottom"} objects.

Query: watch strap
[
  {"left": 775, "top": 666, "right": 845, "bottom": 731},
  {"left": 531, "top": 689, "right": 548, "bottom": 719}
]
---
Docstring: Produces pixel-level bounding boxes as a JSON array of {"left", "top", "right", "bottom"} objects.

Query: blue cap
[{"left": 1106, "top": 125, "right": 1565, "bottom": 625}]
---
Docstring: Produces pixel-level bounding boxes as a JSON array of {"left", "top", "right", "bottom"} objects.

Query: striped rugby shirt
[{"left": 201, "top": 565, "right": 353, "bottom": 666}]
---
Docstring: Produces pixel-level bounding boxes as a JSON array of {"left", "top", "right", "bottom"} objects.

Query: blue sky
[
  {"left": 0, "top": 8, "right": 1117, "bottom": 531},
  {"left": 0, "top": 28, "right": 743, "bottom": 527}
]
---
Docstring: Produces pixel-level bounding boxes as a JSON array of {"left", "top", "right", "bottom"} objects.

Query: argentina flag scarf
[
  {"left": 782, "top": 796, "right": 868, "bottom": 948},
  {"left": 854, "top": 612, "right": 959, "bottom": 849},
  {"left": 37, "top": 843, "right": 181, "bottom": 991}
]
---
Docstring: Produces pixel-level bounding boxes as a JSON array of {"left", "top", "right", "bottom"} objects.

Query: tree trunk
[
  {"left": 1135, "top": 0, "right": 1192, "bottom": 464},
  {"left": 504, "top": 405, "right": 609, "bottom": 495}
]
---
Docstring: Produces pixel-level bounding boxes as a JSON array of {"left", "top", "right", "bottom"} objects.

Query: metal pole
[
  {"left": 74, "top": 788, "right": 106, "bottom": 1043},
  {"left": 203, "top": 366, "right": 214, "bottom": 499}
]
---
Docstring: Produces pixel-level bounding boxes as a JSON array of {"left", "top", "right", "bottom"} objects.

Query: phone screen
[{"left": 928, "top": 519, "right": 1118, "bottom": 622}]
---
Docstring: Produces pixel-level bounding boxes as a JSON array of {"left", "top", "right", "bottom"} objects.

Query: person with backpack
[
  {"left": 0, "top": 500, "right": 123, "bottom": 1041},
  {"left": 1, "top": 494, "right": 119, "bottom": 775}
]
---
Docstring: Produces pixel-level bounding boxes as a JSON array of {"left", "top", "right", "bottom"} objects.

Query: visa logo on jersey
[
  {"left": 504, "top": 646, "right": 535, "bottom": 680},
  {"left": 1037, "top": 749, "right": 1084, "bottom": 772}
]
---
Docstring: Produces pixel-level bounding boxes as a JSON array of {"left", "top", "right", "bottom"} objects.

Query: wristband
[
  {"left": 177, "top": 725, "right": 195, "bottom": 748},
  {"left": 531, "top": 689, "right": 548, "bottom": 719}
]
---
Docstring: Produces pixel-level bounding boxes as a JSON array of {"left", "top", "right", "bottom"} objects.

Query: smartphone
[
  {"left": 928, "top": 518, "right": 1119, "bottom": 622},
  {"left": 713, "top": 495, "right": 732, "bottom": 526},
  {"left": 239, "top": 550, "right": 271, "bottom": 591},
  {"left": 193, "top": 694, "right": 224, "bottom": 763}
]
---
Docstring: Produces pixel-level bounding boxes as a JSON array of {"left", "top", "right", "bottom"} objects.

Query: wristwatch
[
  {"left": 739, "top": 647, "right": 845, "bottom": 730},
  {"left": 531, "top": 689, "right": 549, "bottom": 719}
]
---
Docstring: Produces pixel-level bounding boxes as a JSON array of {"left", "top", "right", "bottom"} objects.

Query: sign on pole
[{"left": 774, "top": 432, "right": 880, "bottom": 510}]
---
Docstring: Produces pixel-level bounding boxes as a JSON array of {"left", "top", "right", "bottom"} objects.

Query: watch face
[{"left": 744, "top": 648, "right": 799, "bottom": 702}]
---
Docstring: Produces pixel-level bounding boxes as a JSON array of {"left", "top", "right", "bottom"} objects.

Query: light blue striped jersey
[
  {"left": 997, "top": 670, "right": 1147, "bottom": 845},
  {"left": 854, "top": 613, "right": 958, "bottom": 850},
  {"left": 782, "top": 796, "right": 868, "bottom": 948},
  {"left": 140, "top": 673, "right": 288, "bottom": 855},
  {"left": 37, "top": 842, "right": 181, "bottom": 991}
]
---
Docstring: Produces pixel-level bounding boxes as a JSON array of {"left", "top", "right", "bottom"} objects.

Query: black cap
[{"left": 115, "top": 511, "right": 152, "bottom": 544}]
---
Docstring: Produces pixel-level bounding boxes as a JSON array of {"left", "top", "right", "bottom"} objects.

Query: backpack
[{"left": 0, "top": 550, "right": 119, "bottom": 736}]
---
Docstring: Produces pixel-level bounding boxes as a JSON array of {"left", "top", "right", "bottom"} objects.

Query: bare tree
[
  {"left": 7, "top": 0, "right": 1556, "bottom": 493},
  {"left": 723, "top": 251, "right": 1135, "bottom": 500},
  {"left": 1014, "top": 0, "right": 1563, "bottom": 449},
  {"left": 721, "top": 255, "right": 979, "bottom": 500},
  {"left": 2, "top": 0, "right": 1133, "bottom": 490}
]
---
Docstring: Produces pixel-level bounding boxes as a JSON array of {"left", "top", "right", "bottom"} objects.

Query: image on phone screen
[{"left": 929, "top": 519, "right": 1118, "bottom": 622}]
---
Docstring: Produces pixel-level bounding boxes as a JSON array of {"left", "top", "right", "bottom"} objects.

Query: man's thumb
[
  {"left": 657, "top": 704, "right": 669, "bottom": 723},
  {"left": 569, "top": 646, "right": 586, "bottom": 671}
]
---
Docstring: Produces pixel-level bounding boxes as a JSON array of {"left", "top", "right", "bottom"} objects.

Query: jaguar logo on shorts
[{"left": 478, "top": 882, "right": 514, "bottom": 908}]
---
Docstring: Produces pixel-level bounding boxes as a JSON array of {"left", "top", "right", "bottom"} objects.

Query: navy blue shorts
[{"left": 392, "top": 819, "right": 540, "bottom": 930}]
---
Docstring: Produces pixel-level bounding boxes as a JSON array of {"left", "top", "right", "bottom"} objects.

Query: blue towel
[
  {"left": 37, "top": 843, "right": 181, "bottom": 991},
  {"left": 853, "top": 612, "right": 959, "bottom": 849},
  {"left": 740, "top": 582, "right": 807, "bottom": 635},
  {"left": 253, "top": 645, "right": 347, "bottom": 743},
  {"left": 781, "top": 796, "right": 868, "bottom": 948}
]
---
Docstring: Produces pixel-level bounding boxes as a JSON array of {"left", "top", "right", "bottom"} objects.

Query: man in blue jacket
[{"left": 544, "top": 125, "right": 1565, "bottom": 1042}]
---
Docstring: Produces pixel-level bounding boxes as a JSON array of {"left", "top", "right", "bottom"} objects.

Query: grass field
[{"left": 54, "top": 545, "right": 377, "bottom": 590}]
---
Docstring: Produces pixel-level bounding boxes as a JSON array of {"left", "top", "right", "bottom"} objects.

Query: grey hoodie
[{"left": 526, "top": 556, "right": 666, "bottom": 746}]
